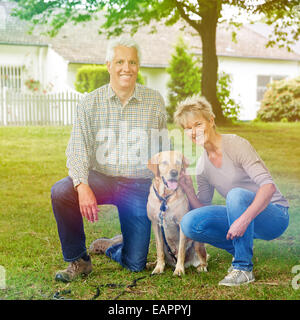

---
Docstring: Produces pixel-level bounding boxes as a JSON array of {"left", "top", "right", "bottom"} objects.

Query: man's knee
[{"left": 51, "top": 177, "right": 75, "bottom": 203}]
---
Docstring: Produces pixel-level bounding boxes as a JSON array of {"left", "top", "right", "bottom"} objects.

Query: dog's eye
[{"left": 176, "top": 160, "right": 182, "bottom": 166}]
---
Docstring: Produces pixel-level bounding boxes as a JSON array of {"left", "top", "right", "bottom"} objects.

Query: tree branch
[{"left": 173, "top": 0, "right": 202, "bottom": 33}]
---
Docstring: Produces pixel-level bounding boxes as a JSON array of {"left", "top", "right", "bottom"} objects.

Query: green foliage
[
  {"left": 75, "top": 65, "right": 109, "bottom": 93},
  {"left": 166, "top": 38, "right": 240, "bottom": 122},
  {"left": 166, "top": 37, "right": 201, "bottom": 122},
  {"left": 74, "top": 65, "right": 145, "bottom": 93},
  {"left": 256, "top": 76, "right": 300, "bottom": 122},
  {"left": 11, "top": 1, "right": 300, "bottom": 47},
  {"left": 217, "top": 72, "right": 241, "bottom": 121}
]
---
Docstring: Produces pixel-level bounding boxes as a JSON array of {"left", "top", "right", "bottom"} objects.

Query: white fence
[{"left": 0, "top": 88, "right": 83, "bottom": 126}]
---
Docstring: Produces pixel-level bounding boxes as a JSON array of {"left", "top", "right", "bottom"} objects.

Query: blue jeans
[
  {"left": 51, "top": 170, "right": 152, "bottom": 272},
  {"left": 180, "top": 188, "right": 289, "bottom": 271}
]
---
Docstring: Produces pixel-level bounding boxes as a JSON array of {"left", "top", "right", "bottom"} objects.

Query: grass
[{"left": 0, "top": 122, "right": 299, "bottom": 300}]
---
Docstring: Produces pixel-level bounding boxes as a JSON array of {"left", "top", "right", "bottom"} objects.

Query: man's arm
[{"left": 66, "top": 96, "right": 99, "bottom": 223}]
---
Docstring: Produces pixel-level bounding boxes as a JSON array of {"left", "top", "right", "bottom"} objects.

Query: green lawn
[{"left": 0, "top": 122, "right": 299, "bottom": 300}]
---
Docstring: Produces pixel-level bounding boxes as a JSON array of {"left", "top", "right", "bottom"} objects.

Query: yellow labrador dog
[{"left": 147, "top": 151, "right": 208, "bottom": 276}]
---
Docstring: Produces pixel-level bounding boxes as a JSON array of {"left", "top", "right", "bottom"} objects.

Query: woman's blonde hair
[{"left": 174, "top": 95, "right": 216, "bottom": 128}]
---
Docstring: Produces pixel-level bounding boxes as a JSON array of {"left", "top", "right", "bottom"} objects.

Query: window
[
  {"left": 256, "top": 75, "right": 286, "bottom": 101},
  {"left": 0, "top": 65, "right": 23, "bottom": 90}
]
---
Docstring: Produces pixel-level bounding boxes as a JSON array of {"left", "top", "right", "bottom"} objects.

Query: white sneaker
[{"left": 219, "top": 269, "right": 255, "bottom": 286}]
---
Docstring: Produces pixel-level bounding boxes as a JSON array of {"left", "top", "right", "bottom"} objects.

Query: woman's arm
[
  {"left": 178, "top": 173, "right": 204, "bottom": 209},
  {"left": 226, "top": 183, "right": 276, "bottom": 240}
]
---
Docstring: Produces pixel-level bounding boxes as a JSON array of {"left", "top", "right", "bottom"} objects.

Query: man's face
[{"left": 107, "top": 45, "right": 139, "bottom": 92}]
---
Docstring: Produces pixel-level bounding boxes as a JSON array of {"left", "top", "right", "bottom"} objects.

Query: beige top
[{"left": 196, "top": 134, "right": 289, "bottom": 207}]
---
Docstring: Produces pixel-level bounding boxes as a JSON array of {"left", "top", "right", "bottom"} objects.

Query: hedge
[{"left": 256, "top": 76, "right": 300, "bottom": 122}]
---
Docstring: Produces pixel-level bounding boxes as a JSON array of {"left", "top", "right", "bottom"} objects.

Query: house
[{"left": 1, "top": 0, "right": 299, "bottom": 121}]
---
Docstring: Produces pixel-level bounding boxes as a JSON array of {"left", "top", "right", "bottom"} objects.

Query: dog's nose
[{"left": 170, "top": 169, "right": 178, "bottom": 178}]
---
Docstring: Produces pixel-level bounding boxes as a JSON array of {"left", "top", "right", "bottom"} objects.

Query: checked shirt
[{"left": 66, "top": 83, "right": 167, "bottom": 187}]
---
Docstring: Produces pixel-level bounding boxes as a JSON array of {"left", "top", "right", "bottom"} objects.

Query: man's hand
[{"left": 76, "top": 183, "right": 100, "bottom": 223}]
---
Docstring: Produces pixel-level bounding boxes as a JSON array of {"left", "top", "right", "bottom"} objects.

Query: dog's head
[{"left": 148, "top": 151, "right": 189, "bottom": 190}]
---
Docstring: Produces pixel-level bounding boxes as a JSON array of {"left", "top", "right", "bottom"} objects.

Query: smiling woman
[
  {"left": 175, "top": 95, "right": 217, "bottom": 147},
  {"left": 174, "top": 94, "right": 290, "bottom": 287}
]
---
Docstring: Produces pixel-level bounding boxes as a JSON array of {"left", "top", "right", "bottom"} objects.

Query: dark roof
[{"left": 1, "top": 1, "right": 299, "bottom": 66}]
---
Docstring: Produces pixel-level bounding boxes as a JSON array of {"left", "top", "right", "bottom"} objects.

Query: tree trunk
[{"left": 198, "top": 2, "right": 227, "bottom": 124}]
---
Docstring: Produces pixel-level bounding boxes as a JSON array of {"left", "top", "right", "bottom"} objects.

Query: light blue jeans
[{"left": 180, "top": 188, "right": 289, "bottom": 271}]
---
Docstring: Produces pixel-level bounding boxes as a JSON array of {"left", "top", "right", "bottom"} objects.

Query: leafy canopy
[{"left": 11, "top": 0, "right": 300, "bottom": 50}]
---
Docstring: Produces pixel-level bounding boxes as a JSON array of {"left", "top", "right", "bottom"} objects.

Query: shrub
[
  {"left": 166, "top": 36, "right": 202, "bottom": 122},
  {"left": 75, "top": 65, "right": 145, "bottom": 93},
  {"left": 256, "top": 76, "right": 300, "bottom": 122},
  {"left": 217, "top": 72, "right": 241, "bottom": 121}
]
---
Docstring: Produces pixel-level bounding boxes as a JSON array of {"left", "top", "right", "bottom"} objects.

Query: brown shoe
[
  {"left": 89, "top": 234, "right": 123, "bottom": 254},
  {"left": 55, "top": 257, "right": 92, "bottom": 283}
]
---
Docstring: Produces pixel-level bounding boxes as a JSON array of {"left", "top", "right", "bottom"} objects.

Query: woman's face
[{"left": 183, "top": 113, "right": 213, "bottom": 146}]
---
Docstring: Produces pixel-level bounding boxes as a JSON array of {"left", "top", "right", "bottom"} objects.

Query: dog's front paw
[
  {"left": 173, "top": 266, "right": 185, "bottom": 277},
  {"left": 197, "top": 264, "right": 208, "bottom": 273},
  {"left": 152, "top": 263, "right": 165, "bottom": 275}
]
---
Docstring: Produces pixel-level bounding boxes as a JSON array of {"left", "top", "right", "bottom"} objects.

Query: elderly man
[{"left": 51, "top": 37, "right": 167, "bottom": 282}]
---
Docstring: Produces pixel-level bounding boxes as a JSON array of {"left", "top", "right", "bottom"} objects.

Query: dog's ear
[
  {"left": 182, "top": 155, "right": 190, "bottom": 170},
  {"left": 148, "top": 153, "right": 160, "bottom": 177}
]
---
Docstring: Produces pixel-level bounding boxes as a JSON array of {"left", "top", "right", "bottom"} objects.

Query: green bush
[
  {"left": 217, "top": 72, "right": 241, "bottom": 121},
  {"left": 75, "top": 65, "right": 145, "bottom": 93},
  {"left": 166, "top": 36, "right": 202, "bottom": 122},
  {"left": 256, "top": 76, "right": 300, "bottom": 122}
]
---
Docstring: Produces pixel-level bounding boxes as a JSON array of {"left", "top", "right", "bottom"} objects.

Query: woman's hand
[
  {"left": 179, "top": 171, "right": 195, "bottom": 194},
  {"left": 226, "top": 216, "right": 251, "bottom": 240}
]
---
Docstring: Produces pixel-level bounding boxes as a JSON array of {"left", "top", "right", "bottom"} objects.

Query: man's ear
[
  {"left": 106, "top": 61, "right": 111, "bottom": 74},
  {"left": 148, "top": 153, "right": 160, "bottom": 177}
]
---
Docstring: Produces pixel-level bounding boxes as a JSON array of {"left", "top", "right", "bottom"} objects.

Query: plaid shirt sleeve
[
  {"left": 157, "top": 91, "right": 167, "bottom": 130},
  {"left": 66, "top": 95, "right": 93, "bottom": 188}
]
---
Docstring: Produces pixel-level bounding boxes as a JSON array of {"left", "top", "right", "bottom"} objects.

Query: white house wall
[
  {"left": 139, "top": 67, "right": 170, "bottom": 105},
  {"left": 46, "top": 46, "right": 69, "bottom": 92},
  {"left": 218, "top": 56, "right": 299, "bottom": 120}
]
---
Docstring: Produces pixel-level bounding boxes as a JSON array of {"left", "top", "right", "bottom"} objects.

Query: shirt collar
[{"left": 107, "top": 83, "right": 141, "bottom": 103}]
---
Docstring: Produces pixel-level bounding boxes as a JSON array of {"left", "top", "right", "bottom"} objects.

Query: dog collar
[{"left": 152, "top": 185, "right": 172, "bottom": 212}]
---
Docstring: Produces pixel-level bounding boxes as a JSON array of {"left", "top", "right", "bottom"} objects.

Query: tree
[
  {"left": 11, "top": 0, "right": 300, "bottom": 124},
  {"left": 166, "top": 36, "right": 201, "bottom": 122}
]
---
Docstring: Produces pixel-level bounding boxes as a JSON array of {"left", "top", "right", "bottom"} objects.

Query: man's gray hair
[{"left": 106, "top": 37, "right": 142, "bottom": 64}]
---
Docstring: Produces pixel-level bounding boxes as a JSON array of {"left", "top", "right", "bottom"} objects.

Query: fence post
[{"left": 3, "top": 87, "right": 7, "bottom": 126}]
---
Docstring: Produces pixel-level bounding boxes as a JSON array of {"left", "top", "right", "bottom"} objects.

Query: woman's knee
[
  {"left": 180, "top": 210, "right": 200, "bottom": 239},
  {"left": 226, "top": 187, "right": 255, "bottom": 208}
]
